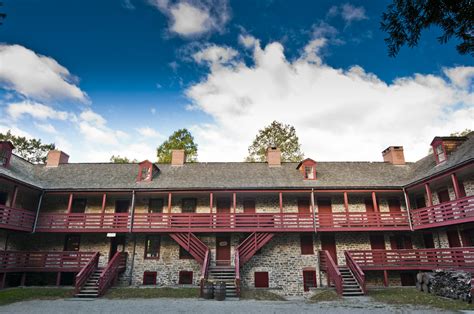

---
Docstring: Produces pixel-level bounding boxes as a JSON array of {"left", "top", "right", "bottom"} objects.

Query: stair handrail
[
  {"left": 321, "top": 250, "right": 343, "bottom": 295},
  {"left": 344, "top": 251, "right": 366, "bottom": 294},
  {"left": 235, "top": 248, "right": 241, "bottom": 297},
  {"left": 97, "top": 251, "right": 127, "bottom": 296},
  {"left": 199, "top": 248, "right": 211, "bottom": 297},
  {"left": 74, "top": 252, "right": 100, "bottom": 294}
]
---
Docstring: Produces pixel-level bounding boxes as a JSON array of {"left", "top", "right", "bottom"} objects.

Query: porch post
[
  {"left": 56, "top": 272, "right": 61, "bottom": 286},
  {"left": 403, "top": 188, "right": 413, "bottom": 231},
  {"left": 20, "top": 272, "right": 26, "bottom": 286},
  {"left": 279, "top": 192, "right": 283, "bottom": 213},
  {"left": 425, "top": 183, "right": 433, "bottom": 206},
  {"left": 32, "top": 191, "right": 44, "bottom": 233},
  {"left": 372, "top": 191, "right": 378, "bottom": 212},
  {"left": 383, "top": 270, "right": 389, "bottom": 287},
  {"left": 11, "top": 185, "right": 18, "bottom": 208},
  {"left": 129, "top": 190, "right": 136, "bottom": 233},
  {"left": 168, "top": 192, "right": 172, "bottom": 213},
  {"left": 311, "top": 188, "right": 317, "bottom": 233},
  {"left": 210, "top": 192, "right": 213, "bottom": 213},
  {"left": 0, "top": 273, "right": 6, "bottom": 289},
  {"left": 101, "top": 193, "right": 107, "bottom": 213},
  {"left": 233, "top": 192, "right": 236, "bottom": 213},
  {"left": 67, "top": 193, "right": 73, "bottom": 213},
  {"left": 343, "top": 192, "right": 349, "bottom": 212},
  {"left": 451, "top": 173, "right": 461, "bottom": 200}
]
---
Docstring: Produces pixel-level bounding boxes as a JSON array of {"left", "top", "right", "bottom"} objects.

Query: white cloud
[
  {"left": 149, "top": 0, "right": 230, "bottom": 38},
  {"left": 0, "top": 45, "right": 88, "bottom": 102},
  {"left": 6, "top": 101, "right": 69, "bottom": 121},
  {"left": 136, "top": 127, "right": 163, "bottom": 138},
  {"left": 185, "top": 37, "right": 474, "bottom": 162},
  {"left": 121, "top": 0, "right": 135, "bottom": 9},
  {"left": 444, "top": 66, "right": 474, "bottom": 89},
  {"left": 34, "top": 122, "right": 58, "bottom": 134},
  {"left": 239, "top": 34, "right": 260, "bottom": 49},
  {"left": 79, "top": 109, "right": 107, "bottom": 126},
  {"left": 327, "top": 3, "right": 368, "bottom": 26},
  {"left": 193, "top": 45, "right": 239, "bottom": 68}
]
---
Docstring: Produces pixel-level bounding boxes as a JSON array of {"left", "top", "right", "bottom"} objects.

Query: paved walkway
[{"left": 0, "top": 297, "right": 453, "bottom": 314}]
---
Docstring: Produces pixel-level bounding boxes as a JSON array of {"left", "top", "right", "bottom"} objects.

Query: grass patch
[
  {"left": 369, "top": 287, "right": 474, "bottom": 312},
  {"left": 308, "top": 289, "right": 341, "bottom": 303},
  {"left": 240, "top": 289, "right": 286, "bottom": 301},
  {"left": 0, "top": 287, "right": 73, "bottom": 306},
  {"left": 105, "top": 287, "right": 199, "bottom": 299}
]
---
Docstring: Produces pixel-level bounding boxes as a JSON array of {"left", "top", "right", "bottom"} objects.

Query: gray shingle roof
[{"left": 1, "top": 133, "right": 472, "bottom": 191}]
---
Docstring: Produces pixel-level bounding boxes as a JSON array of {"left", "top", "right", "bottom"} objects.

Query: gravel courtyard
[{"left": 0, "top": 297, "right": 456, "bottom": 314}]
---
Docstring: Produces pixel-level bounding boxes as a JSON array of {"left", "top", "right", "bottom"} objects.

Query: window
[
  {"left": 71, "top": 198, "right": 87, "bottom": 213},
  {"left": 243, "top": 199, "right": 255, "bottom": 213},
  {"left": 143, "top": 271, "right": 157, "bottom": 285},
  {"left": 388, "top": 198, "right": 401, "bottom": 212},
  {"left": 304, "top": 166, "right": 315, "bottom": 179},
  {"left": 0, "top": 149, "right": 9, "bottom": 167},
  {"left": 0, "top": 142, "right": 13, "bottom": 167},
  {"left": 149, "top": 198, "right": 164, "bottom": 213},
  {"left": 141, "top": 166, "right": 152, "bottom": 180},
  {"left": 435, "top": 144, "right": 446, "bottom": 163},
  {"left": 303, "top": 270, "right": 317, "bottom": 291},
  {"left": 64, "top": 235, "right": 81, "bottom": 251},
  {"left": 145, "top": 235, "right": 161, "bottom": 259},
  {"left": 182, "top": 198, "right": 197, "bottom": 213},
  {"left": 178, "top": 271, "right": 193, "bottom": 284},
  {"left": 137, "top": 160, "right": 155, "bottom": 182},
  {"left": 300, "top": 234, "right": 314, "bottom": 255},
  {"left": 254, "top": 272, "right": 269, "bottom": 288},
  {"left": 179, "top": 246, "right": 193, "bottom": 259}
]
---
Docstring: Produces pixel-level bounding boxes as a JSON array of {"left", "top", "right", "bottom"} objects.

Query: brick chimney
[
  {"left": 46, "top": 150, "right": 69, "bottom": 167},
  {"left": 382, "top": 146, "right": 405, "bottom": 165},
  {"left": 171, "top": 149, "right": 185, "bottom": 166},
  {"left": 266, "top": 147, "right": 281, "bottom": 167}
]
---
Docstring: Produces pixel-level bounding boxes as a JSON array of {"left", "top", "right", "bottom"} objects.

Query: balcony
[
  {"left": 316, "top": 211, "right": 410, "bottom": 231},
  {"left": 0, "top": 205, "right": 36, "bottom": 232},
  {"left": 0, "top": 251, "right": 97, "bottom": 272},
  {"left": 35, "top": 213, "right": 131, "bottom": 233},
  {"left": 410, "top": 195, "right": 474, "bottom": 230}
]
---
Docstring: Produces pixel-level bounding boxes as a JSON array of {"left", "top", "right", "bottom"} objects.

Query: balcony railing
[
  {"left": 0, "top": 205, "right": 36, "bottom": 232},
  {"left": 316, "top": 211, "right": 410, "bottom": 231},
  {"left": 0, "top": 251, "right": 97, "bottom": 272},
  {"left": 411, "top": 195, "right": 474, "bottom": 229},
  {"left": 35, "top": 213, "right": 131, "bottom": 232},
  {"left": 346, "top": 248, "right": 474, "bottom": 271}
]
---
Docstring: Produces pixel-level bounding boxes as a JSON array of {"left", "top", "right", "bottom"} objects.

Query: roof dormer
[
  {"left": 0, "top": 141, "right": 14, "bottom": 168},
  {"left": 430, "top": 136, "right": 467, "bottom": 165},
  {"left": 297, "top": 158, "right": 317, "bottom": 180},
  {"left": 137, "top": 160, "right": 158, "bottom": 182}
]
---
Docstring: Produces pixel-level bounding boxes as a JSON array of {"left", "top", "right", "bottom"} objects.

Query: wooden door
[
  {"left": 415, "top": 195, "right": 426, "bottom": 209},
  {"left": 298, "top": 199, "right": 310, "bottom": 213},
  {"left": 461, "top": 229, "right": 474, "bottom": 247},
  {"left": 216, "top": 235, "right": 231, "bottom": 266},
  {"left": 109, "top": 235, "right": 126, "bottom": 261},
  {"left": 390, "top": 235, "right": 412, "bottom": 249},
  {"left": 423, "top": 233, "right": 435, "bottom": 248},
  {"left": 115, "top": 200, "right": 130, "bottom": 213},
  {"left": 317, "top": 198, "right": 332, "bottom": 227},
  {"left": 370, "top": 234, "right": 386, "bottom": 264},
  {"left": 216, "top": 197, "right": 231, "bottom": 227},
  {"left": 447, "top": 230, "right": 461, "bottom": 247},
  {"left": 438, "top": 189, "right": 450, "bottom": 204},
  {"left": 303, "top": 270, "right": 317, "bottom": 291},
  {"left": 64, "top": 235, "right": 80, "bottom": 251},
  {"left": 321, "top": 233, "right": 337, "bottom": 265},
  {"left": 243, "top": 199, "right": 255, "bottom": 213},
  {"left": 388, "top": 199, "right": 401, "bottom": 212}
]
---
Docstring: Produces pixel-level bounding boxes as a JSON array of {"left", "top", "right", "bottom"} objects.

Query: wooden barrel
[
  {"left": 202, "top": 282, "right": 214, "bottom": 299},
  {"left": 214, "top": 282, "right": 226, "bottom": 301},
  {"left": 416, "top": 272, "right": 424, "bottom": 284}
]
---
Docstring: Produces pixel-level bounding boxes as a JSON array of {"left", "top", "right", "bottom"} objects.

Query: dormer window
[
  {"left": 137, "top": 160, "right": 158, "bottom": 182},
  {"left": 297, "top": 158, "right": 317, "bottom": 180},
  {"left": 0, "top": 141, "right": 14, "bottom": 168},
  {"left": 435, "top": 144, "right": 446, "bottom": 163}
]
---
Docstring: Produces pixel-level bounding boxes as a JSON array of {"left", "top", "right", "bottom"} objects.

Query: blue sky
[{"left": 0, "top": 0, "right": 472, "bottom": 162}]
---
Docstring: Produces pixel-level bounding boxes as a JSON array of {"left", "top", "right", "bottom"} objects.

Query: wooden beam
[
  {"left": 279, "top": 192, "right": 283, "bottom": 213},
  {"left": 383, "top": 270, "right": 388, "bottom": 287},
  {"left": 168, "top": 192, "right": 172, "bottom": 213},
  {"left": 372, "top": 191, "right": 378, "bottom": 212},
  {"left": 210, "top": 192, "right": 213, "bottom": 213},
  {"left": 11, "top": 185, "right": 18, "bottom": 208},
  {"left": 343, "top": 192, "right": 349, "bottom": 212},
  {"left": 20, "top": 272, "right": 26, "bottom": 286},
  {"left": 101, "top": 193, "right": 107, "bottom": 213},
  {"left": 403, "top": 188, "right": 413, "bottom": 231},
  {"left": 425, "top": 183, "right": 433, "bottom": 207},
  {"left": 233, "top": 192, "right": 236, "bottom": 213},
  {"left": 451, "top": 173, "right": 461, "bottom": 200},
  {"left": 67, "top": 193, "right": 73, "bottom": 213},
  {"left": 56, "top": 272, "right": 61, "bottom": 286}
]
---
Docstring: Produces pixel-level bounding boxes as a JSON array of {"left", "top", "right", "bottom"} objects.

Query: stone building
[{"left": 0, "top": 134, "right": 473, "bottom": 297}]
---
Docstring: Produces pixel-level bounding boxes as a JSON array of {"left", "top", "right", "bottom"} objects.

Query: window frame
[
  {"left": 434, "top": 143, "right": 447, "bottom": 164},
  {"left": 144, "top": 235, "right": 161, "bottom": 259},
  {"left": 178, "top": 271, "right": 193, "bottom": 284},
  {"left": 304, "top": 166, "right": 315, "bottom": 180},
  {"left": 254, "top": 271, "right": 269, "bottom": 288},
  {"left": 143, "top": 271, "right": 157, "bottom": 285},
  {"left": 300, "top": 234, "right": 314, "bottom": 255},
  {"left": 181, "top": 198, "right": 197, "bottom": 213}
]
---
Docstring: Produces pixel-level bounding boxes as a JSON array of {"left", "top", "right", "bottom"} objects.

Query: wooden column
[
  {"left": 56, "top": 272, "right": 61, "bottom": 286},
  {"left": 383, "top": 270, "right": 389, "bottom": 287},
  {"left": 279, "top": 192, "right": 283, "bottom": 213},
  {"left": 101, "top": 193, "right": 107, "bottom": 213},
  {"left": 0, "top": 273, "right": 6, "bottom": 289},
  {"left": 209, "top": 192, "right": 213, "bottom": 213},
  {"left": 451, "top": 173, "right": 461, "bottom": 200},
  {"left": 425, "top": 183, "right": 433, "bottom": 207},
  {"left": 67, "top": 193, "right": 73, "bottom": 213},
  {"left": 168, "top": 192, "right": 172, "bottom": 213},
  {"left": 11, "top": 185, "right": 18, "bottom": 208},
  {"left": 233, "top": 192, "right": 236, "bottom": 213},
  {"left": 372, "top": 191, "right": 378, "bottom": 212},
  {"left": 343, "top": 192, "right": 349, "bottom": 212},
  {"left": 20, "top": 272, "right": 26, "bottom": 286},
  {"left": 403, "top": 188, "right": 414, "bottom": 231}
]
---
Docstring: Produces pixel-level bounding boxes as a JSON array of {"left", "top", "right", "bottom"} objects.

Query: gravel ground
[{"left": 0, "top": 297, "right": 454, "bottom": 314}]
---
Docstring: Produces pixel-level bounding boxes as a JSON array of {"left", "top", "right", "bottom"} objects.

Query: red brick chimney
[
  {"left": 46, "top": 150, "right": 69, "bottom": 167},
  {"left": 266, "top": 147, "right": 281, "bottom": 167},
  {"left": 171, "top": 149, "right": 185, "bottom": 166},
  {"left": 382, "top": 146, "right": 405, "bottom": 165}
]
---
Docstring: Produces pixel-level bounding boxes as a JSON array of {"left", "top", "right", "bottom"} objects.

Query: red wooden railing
[
  {"left": 236, "top": 232, "right": 274, "bottom": 265},
  {"left": 97, "top": 251, "right": 127, "bottom": 296},
  {"left": 319, "top": 250, "right": 343, "bottom": 295},
  {"left": 347, "top": 248, "right": 474, "bottom": 271},
  {"left": 0, "top": 251, "right": 96, "bottom": 272},
  {"left": 344, "top": 251, "right": 366, "bottom": 293},
  {"left": 74, "top": 252, "right": 100, "bottom": 294},
  {"left": 199, "top": 248, "right": 211, "bottom": 297},
  {"left": 411, "top": 195, "right": 474, "bottom": 229},
  {"left": 36, "top": 213, "right": 131, "bottom": 232},
  {"left": 0, "top": 205, "right": 36, "bottom": 232},
  {"left": 169, "top": 233, "right": 208, "bottom": 264},
  {"left": 316, "top": 211, "right": 409, "bottom": 230},
  {"left": 234, "top": 249, "right": 241, "bottom": 297}
]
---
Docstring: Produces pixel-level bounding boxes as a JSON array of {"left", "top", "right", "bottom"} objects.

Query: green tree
[
  {"left": 156, "top": 129, "right": 198, "bottom": 163},
  {"left": 246, "top": 121, "right": 304, "bottom": 162},
  {"left": 450, "top": 129, "right": 472, "bottom": 137},
  {"left": 0, "top": 130, "right": 55, "bottom": 163},
  {"left": 109, "top": 155, "right": 137, "bottom": 163},
  {"left": 381, "top": 0, "right": 473, "bottom": 57}
]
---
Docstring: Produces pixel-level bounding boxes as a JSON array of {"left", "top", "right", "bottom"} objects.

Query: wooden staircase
[
  {"left": 237, "top": 232, "right": 275, "bottom": 266},
  {"left": 76, "top": 267, "right": 104, "bottom": 298},
  {"left": 169, "top": 233, "right": 208, "bottom": 264},
  {"left": 208, "top": 265, "right": 238, "bottom": 298},
  {"left": 339, "top": 266, "right": 364, "bottom": 296}
]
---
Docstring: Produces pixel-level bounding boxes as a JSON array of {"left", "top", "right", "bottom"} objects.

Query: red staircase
[{"left": 169, "top": 233, "right": 209, "bottom": 265}]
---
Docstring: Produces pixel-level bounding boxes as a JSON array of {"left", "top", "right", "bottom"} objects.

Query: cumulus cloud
[
  {"left": 34, "top": 122, "right": 58, "bottom": 134},
  {"left": 136, "top": 126, "right": 163, "bottom": 138},
  {"left": 0, "top": 45, "right": 88, "bottom": 103},
  {"left": 149, "top": 0, "right": 230, "bottom": 38},
  {"left": 185, "top": 37, "right": 474, "bottom": 162},
  {"left": 193, "top": 45, "right": 239, "bottom": 68},
  {"left": 6, "top": 101, "right": 69, "bottom": 121},
  {"left": 328, "top": 3, "right": 368, "bottom": 26}
]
